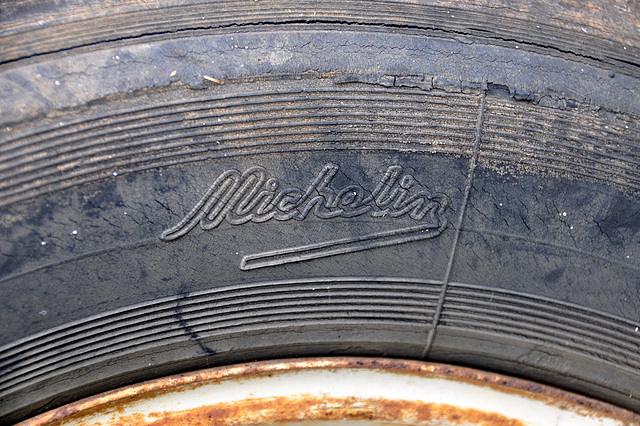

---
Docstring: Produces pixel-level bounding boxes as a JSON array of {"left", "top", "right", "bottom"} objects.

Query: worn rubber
[{"left": 1, "top": 1, "right": 639, "bottom": 423}]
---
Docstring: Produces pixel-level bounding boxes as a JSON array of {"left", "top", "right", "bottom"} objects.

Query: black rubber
[{"left": 1, "top": 1, "right": 639, "bottom": 423}]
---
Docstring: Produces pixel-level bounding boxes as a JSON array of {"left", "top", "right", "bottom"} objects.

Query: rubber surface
[{"left": 1, "top": 1, "right": 639, "bottom": 423}]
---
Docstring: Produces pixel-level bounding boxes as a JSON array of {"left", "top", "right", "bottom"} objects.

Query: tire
[{"left": 1, "top": 0, "right": 639, "bottom": 423}]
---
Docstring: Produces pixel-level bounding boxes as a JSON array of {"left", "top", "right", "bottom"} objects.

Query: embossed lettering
[{"left": 161, "top": 164, "right": 448, "bottom": 241}]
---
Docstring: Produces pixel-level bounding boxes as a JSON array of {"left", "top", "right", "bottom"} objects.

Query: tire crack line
[
  {"left": 2, "top": 20, "right": 637, "bottom": 76},
  {"left": 421, "top": 81, "right": 486, "bottom": 359}
]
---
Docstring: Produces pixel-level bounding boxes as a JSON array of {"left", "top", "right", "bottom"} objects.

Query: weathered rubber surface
[{"left": 1, "top": 1, "right": 639, "bottom": 423}]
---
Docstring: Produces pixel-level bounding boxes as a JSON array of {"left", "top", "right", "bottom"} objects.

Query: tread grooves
[
  {"left": 3, "top": 83, "right": 638, "bottom": 209},
  {"left": 0, "top": 278, "right": 441, "bottom": 395},
  {"left": 442, "top": 284, "right": 640, "bottom": 370},
  {"left": 2, "top": 280, "right": 638, "bottom": 401},
  {"left": 480, "top": 100, "right": 640, "bottom": 189},
  {"left": 0, "top": 86, "right": 478, "bottom": 207}
]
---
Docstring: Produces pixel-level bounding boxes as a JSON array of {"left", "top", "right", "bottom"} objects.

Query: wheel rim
[{"left": 19, "top": 357, "right": 639, "bottom": 425}]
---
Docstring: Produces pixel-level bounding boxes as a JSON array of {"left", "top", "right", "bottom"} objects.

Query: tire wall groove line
[
  {"left": 441, "top": 308, "right": 640, "bottom": 368},
  {"left": 0, "top": 86, "right": 478, "bottom": 208},
  {"left": 444, "top": 295, "right": 640, "bottom": 354},
  {"left": 0, "top": 88, "right": 478, "bottom": 151},
  {"left": 441, "top": 284, "right": 640, "bottom": 371},
  {"left": 0, "top": 278, "right": 442, "bottom": 395},
  {"left": 0, "top": 278, "right": 441, "bottom": 353}
]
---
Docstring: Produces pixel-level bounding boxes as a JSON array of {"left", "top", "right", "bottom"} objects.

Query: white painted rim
[{"left": 19, "top": 358, "right": 639, "bottom": 426}]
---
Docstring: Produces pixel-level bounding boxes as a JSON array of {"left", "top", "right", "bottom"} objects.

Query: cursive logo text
[{"left": 161, "top": 164, "right": 448, "bottom": 241}]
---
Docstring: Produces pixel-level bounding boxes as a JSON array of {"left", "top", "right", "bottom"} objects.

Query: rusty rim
[{"left": 19, "top": 358, "right": 640, "bottom": 425}]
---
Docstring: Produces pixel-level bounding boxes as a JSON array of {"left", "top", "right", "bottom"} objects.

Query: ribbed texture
[
  {"left": 3, "top": 83, "right": 638, "bottom": 203},
  {"left": 0, "top": 278, "right": 441, "bottom": 397},
  {"left": 1, "top": 1, "right": 637, "bottom": 76},
  {"left": 481, "top": 100, "right": 640, "bottom": 190},
  {"left": 0, "top": 86, "right": 478, "bottom": 207},
  {"left": 2, "top": 279, "right": 638, "bottom": 399},
  {"left": 443, "top": 283, "right": 640, "bottom": 371}
]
